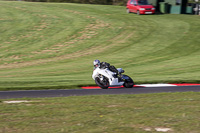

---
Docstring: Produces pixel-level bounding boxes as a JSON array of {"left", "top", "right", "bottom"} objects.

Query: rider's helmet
[{"left": 93, "top": 59, "right": 100, "bottom": 68}]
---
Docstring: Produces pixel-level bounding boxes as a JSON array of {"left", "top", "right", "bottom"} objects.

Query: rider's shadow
[{"left": 107, "top": 85, "right": 143, "bottom": 89}]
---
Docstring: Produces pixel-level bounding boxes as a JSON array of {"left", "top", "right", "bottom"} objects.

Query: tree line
[{"left": 24, "top": 0, "right": 127, "bottom": 6}]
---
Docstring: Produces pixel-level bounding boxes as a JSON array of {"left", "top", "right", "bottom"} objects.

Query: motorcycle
[{"left": 92, "top": 67, "right": 134, "bottom": 89}]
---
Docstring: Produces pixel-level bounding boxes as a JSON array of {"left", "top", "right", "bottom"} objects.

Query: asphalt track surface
[{"left": 0, "top": 86, "right": 200, "bottom": 99}]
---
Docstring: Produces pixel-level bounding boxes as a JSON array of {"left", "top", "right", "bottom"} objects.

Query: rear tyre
[
  {"left": 123, "top": 75, "right": 134, "bottom": 88},
  {"left": 95, "top": 77, "right": 109, "bottom": 89}
]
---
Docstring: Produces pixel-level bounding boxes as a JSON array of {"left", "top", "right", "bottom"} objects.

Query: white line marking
[
  {"left": 3, "top": 100, "right": 30, "bottom": 104},
  {"left": 137, "top": 84, "right": 177, "bottom": 87}
]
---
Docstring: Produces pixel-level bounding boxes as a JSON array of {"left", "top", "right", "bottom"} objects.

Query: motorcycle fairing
[
  {"left": 121, "top": 75, "right": 131, "bottom": 80},
  {"left": 92, "top": 67, "right": 124, "bottom": 86}
]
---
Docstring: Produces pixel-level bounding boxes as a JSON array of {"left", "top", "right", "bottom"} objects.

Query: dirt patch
[
  {"left": 0, "top": 18, "right": 6, "bottom": 21},
  {"left": 64, "top": 9, "right": 83, "bottom": 15}
]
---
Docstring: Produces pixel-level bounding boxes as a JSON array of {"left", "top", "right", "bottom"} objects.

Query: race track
[{"left": 0, "top": 85, "right": 200, "bottom": 99}]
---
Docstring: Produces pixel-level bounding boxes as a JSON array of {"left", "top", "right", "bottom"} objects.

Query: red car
[{"left": 126, "top": 0, "right": 155, "bottom": 15}]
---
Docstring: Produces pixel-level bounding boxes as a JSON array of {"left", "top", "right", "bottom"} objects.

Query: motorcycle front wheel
[{"left": 95, "top": 77, "right": 109, "bottom": 89}]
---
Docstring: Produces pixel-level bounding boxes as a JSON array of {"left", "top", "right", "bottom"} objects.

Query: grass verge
[
  {"left": 0, "top": 1, "right": 200, "bottom": 90},
  {"left": 0, "top": 92, "right": 200, "bottom": 133}
]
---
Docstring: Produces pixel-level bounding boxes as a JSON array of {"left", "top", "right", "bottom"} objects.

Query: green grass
[
  {"left": 1, "top": 92, "right": 200, "bottom": 133},
  {"left": 0, "top": 1, "right": 200, "bottom": 90}
]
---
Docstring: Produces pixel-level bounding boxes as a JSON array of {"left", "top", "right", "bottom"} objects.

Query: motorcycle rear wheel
[
  {"left": 95, "top": 77, "right": 109, "bottom": 89},
  {"left": 123, "top": 75, "right": 134, "bottom": 88}
]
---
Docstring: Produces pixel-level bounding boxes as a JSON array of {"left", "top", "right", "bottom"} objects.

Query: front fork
[
  {"left": 98, "top": 75, "right": 108, "bottom": 85},
  {"left": 98, "top": 74, "right": 104, "bottom": 81}
]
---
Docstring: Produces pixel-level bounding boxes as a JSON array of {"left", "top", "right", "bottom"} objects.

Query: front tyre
[
  {"left": 123, "top": 75, "right": 134, "bottom": 88},
  {"left": 127, "top": 8, "right": 130, "bottom": 13},
  {"left": 95, "top": 77, "right": 109, "bottom": 89},
  {"left": 137, "top": 10, "right": 140, "bottom": 15}
]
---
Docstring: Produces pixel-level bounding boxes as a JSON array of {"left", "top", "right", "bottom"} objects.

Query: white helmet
[{"left": 93, "top": 59, "right": 100, "bottom": 68}]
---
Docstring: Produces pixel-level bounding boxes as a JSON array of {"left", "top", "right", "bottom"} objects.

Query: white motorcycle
[{"left": 92, "top": 67, "right": 134, "bottom": 89}]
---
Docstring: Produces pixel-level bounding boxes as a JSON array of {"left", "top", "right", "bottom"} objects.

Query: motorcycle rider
[{"left": 93, "top": 59, "right": 119, "bottom": 75}]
